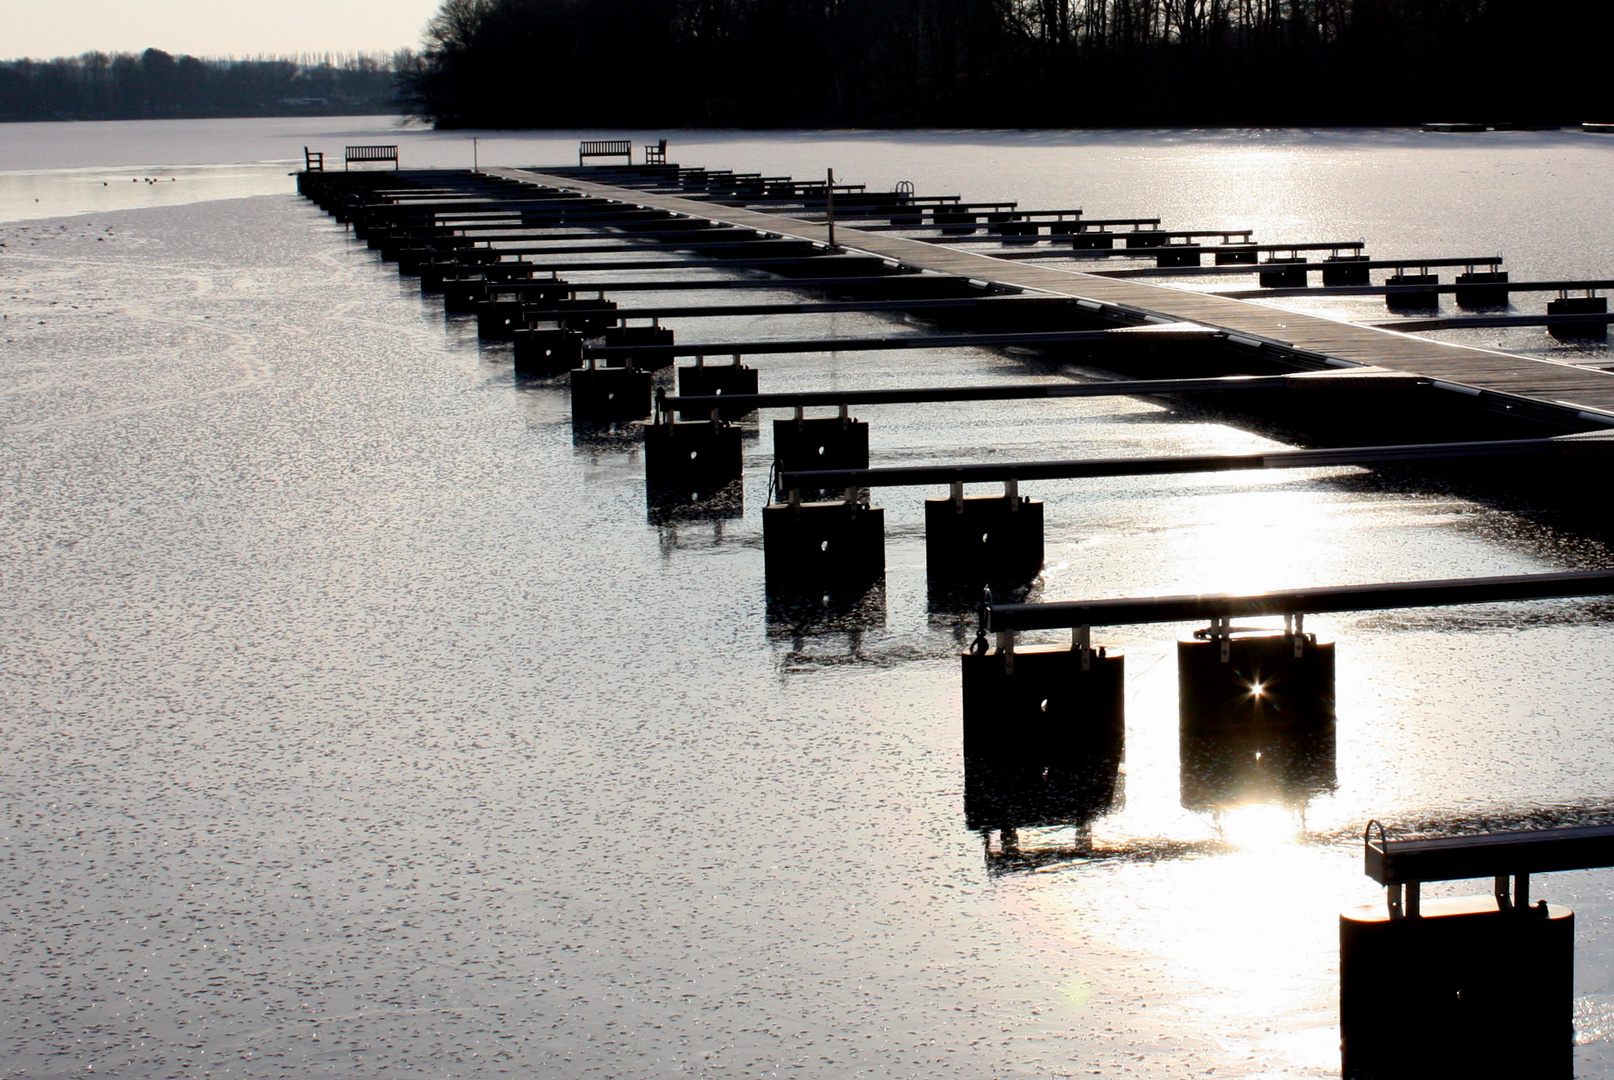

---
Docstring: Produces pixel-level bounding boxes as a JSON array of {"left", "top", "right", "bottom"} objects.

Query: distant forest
[
  {"left": 401, "top": 0, "right": 1614, "bottom": 126},
  {"left": 0, "top": 50, "right": 405, "bottom": 121}
]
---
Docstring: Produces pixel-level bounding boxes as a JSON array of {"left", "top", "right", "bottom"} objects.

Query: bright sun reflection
[{"left": 1218, "top": 803, "right": 1301, "bottom": 850}]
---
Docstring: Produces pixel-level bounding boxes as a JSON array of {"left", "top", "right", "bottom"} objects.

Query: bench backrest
[
  {"left": 579, "top": 140, "right": 633, "bottom": 165},
  {"left": 345, "top": 145, "right": 400, "bottom": 170}
]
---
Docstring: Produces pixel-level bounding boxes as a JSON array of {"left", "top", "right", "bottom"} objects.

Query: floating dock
[{"left": 489, "top": 167, "right": 1614, "bottom": 425}]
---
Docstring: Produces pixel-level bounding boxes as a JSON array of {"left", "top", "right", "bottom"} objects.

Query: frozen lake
[{"left": 5, "top": 116, "right": 1614, "bottom": 1078}]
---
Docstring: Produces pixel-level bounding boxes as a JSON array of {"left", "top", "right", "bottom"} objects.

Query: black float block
[
  {"left": 924, "top": 494, "right": 1044, "bottom": 596},
  {"left": 677, "top": 361, "right": 759, "bottom": 420},
  {"left": 761, "top": 500, "right": 885, "bottom": 598},
  {"left": 476, "top": 299, "right": 528, "bottom": 339},
  {"left": 643, "top": 420, "right": 743, "bottom": 505},
  {"left": 603, "top": 325, "right": 675, "bottom": 349},
  {"left": 1215, "top": 245, "right": 1260, "bottom": 265},
  {"left": 554, "top": 299, "right": 619, "bottom": 334},
  {"left": 1070, "top": 232, "right": 1115, "bottom": 250},
  {"left": 1340, "top": 898, "right": 1573, "bottom": 1079},
  {"left": 1125, "top": 231, "right": 1168, "bottom": 248},
  {"left": 1156, "top": 248, "right": 1202, "bottom": 268},
  {"left": 1259, "top": 257, "right": 1307, "bottom": 288},
  {"left": 441, "top": 278, "right": 486, "bottom": 310},
  {"left": 1322, "top": 255, "right": 1372, "bottom": 286},
  {"left": 773, "top": 416, "right": 870, "bottom": 482},
  {"left": 1547, "top": 295, "right": 1607, "bottom": 315},
  {"left": 960, "top": 645, "right": 1126, "bottom": 832},
  {"left": 1454, "top": 270, "right": 1510, "bottom": 309},
  {"left": 570, "top": 363, "right": 653, "bottom": 423},
  {"left": 1385, "top": 273, "right": 1440, "bottom": 311},
  {"left": 1178, "top": 633, "right": 1335, "bottom": 809},
  {"left": 1548, "top": 295, "right": 1609, "bottom": 340},
  {"left": 513, "top": 329, "right": 585, "bottom": 379},
  {"left": 604, "top": 324, "right": 676, "bottom": 369},
  {"left": 1178, "top": 633, "right": 1335, "bottom": 735}
]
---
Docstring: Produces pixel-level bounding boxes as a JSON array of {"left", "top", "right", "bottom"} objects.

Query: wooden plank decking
[{"left": 497, "top": 168, "right": 1614, "bottom": 423}]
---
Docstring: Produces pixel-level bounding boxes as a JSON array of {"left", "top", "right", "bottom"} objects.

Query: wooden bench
[
  {"left": 345, "top": 145, "right": 399, "bottom": 171},
  {"left": 304, "top": 147, "right": 325, "bottom": 172},
  {"left": 644, "top": 139, "right": 668, "bottom": 165},
  {"left": 579, "top": 140, "right": 633, "bottom": 166}
]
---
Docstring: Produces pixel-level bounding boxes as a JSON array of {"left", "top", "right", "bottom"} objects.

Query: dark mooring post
[{"left": 1337, "top": 821, "right": 1614, "bottom": 1079}]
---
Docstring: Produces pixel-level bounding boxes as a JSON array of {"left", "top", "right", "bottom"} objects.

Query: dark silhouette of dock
[{"left": 497, "top": 166, "right": 1614, "bottom": 424}]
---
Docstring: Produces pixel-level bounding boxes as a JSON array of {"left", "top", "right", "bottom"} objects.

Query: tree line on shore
[
  {"left": 400, "top": 0, "right": 1612, "bottom": 127},
  {"left": 0, "top": 50, "right": 404, "bottom": 122}
]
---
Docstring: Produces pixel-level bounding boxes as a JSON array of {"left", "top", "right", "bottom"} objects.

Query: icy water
[{"left": 5, "top": 117, "right": 1614, "bottom": 1078}]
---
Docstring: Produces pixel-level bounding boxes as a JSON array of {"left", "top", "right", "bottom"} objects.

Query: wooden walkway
[{"left": 495, "top": 168, "right": 1614, "bottom": 424}]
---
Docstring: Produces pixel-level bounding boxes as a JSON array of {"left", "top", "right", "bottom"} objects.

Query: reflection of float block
[
  {"left": 1178, "top": 633, "right": 1335, "bottom": 735},
  {"left": 1386, "top": 274, "right": 1440, "bottom": 311},
  {"left": 1259, "top": 258, "right": 1307, "bottom": 288},
  {"left": 960, "top": 646, "right": 1126, "bottom": 830},
  {"left": 1216, "top": 246, "right": 1259, "bottom": 265},
  {"left": 513, "top": 329, "right": 585, "bottom": 378},
  {"left": 1340, "top": 898, "right": 1573, "bottom": 1079},
  {"left": 762, "top": 501, "right": 885, "bottom": 595},
  {"left": 570, "top": 364, "right": 653, "bottom": 423},
  {"left": 1455, "top": 271, "right": 1510, "bottom": 309},
  {"left": 677, "top": 362, "right": 758, "bottom": 420},
  {"left": 1180, "top": 715, "right": 1336, "bottom": 811},
  {"left": 773, "top": 416, "right": 869, "bottom": 475},
  {"left": 1322, "top": 256, "right": 1372, "bottom": 286},
  {"left": 924, "top": 494, "right": 1044, "bottom": 589},
  {"left": 644, "top": 421, "right": 742, "bottom": 503}
]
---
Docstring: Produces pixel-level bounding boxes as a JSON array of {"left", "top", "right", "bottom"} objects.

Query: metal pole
[{"left": 827, "top": 168, "right": 836, "bottom": 249}]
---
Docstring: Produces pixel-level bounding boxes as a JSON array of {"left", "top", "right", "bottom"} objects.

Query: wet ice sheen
[{"left": 6, "top": 120, "right": 1614, "bottom": 1078}]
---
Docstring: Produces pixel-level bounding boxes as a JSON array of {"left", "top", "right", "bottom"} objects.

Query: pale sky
[{"left": 0, "top": 0, "right": 445, "bottom": 60}]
